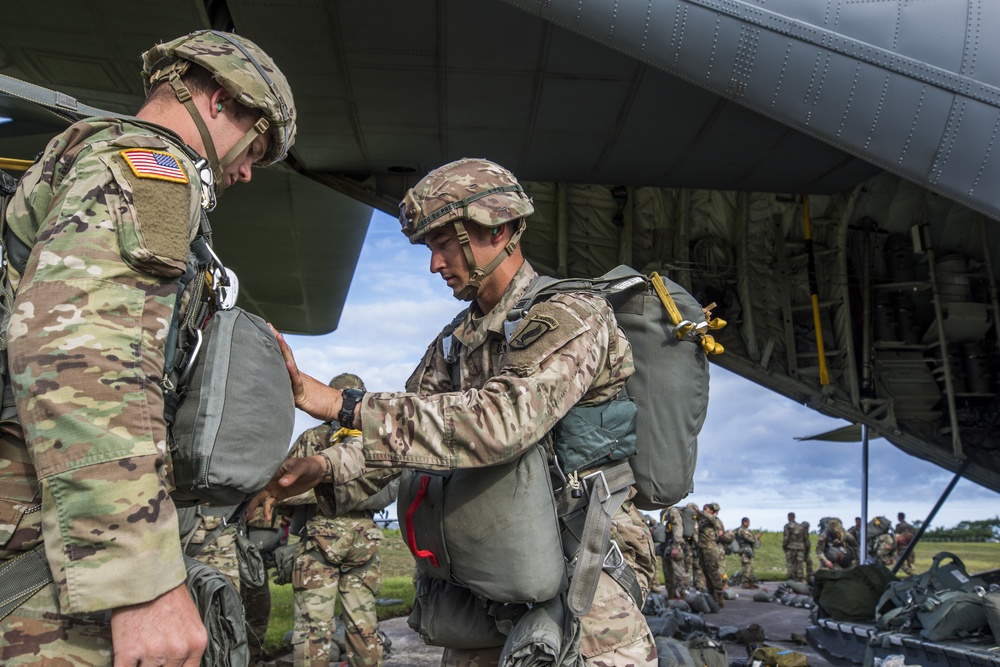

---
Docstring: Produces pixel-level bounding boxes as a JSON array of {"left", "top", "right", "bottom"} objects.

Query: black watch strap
[{"left": 339, "top": 388, "right": 365, "bottom": 428}]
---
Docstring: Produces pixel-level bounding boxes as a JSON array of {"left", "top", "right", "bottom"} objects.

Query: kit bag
[
  {"left": 657, "top": 637, "right": 696, "bottom": 667},
  {"left": 684, "top": 634, "right": 727, "bottom": 667},
  {"left": 169, "top": 307, "right": 295, "bottom": 506},
  {"left": 505, "top": 266, "right": 724, "bottom": 510},
  {"left": 398, "top": 443, "right": 566, "bottom": 604},
  {"left": 876, "top": 552, "right": 990, "bottom": 640},
  {"left": 985, "top": 589, "right": 1000, "bottom": 644},
  {"left": 813, "top": 563, "right": 895, "bottom": 622},
  {"left": 750, "top": 646, "right": 809, "bottom": 667}
]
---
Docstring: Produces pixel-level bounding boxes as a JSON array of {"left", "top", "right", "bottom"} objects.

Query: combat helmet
[
  {"left": 142, "top": 30, "right": 296, "bottom": 190},
  {"left": 329, "top": 373, "right": 366, "bottom": 392},
  {"left": 399, "top": 158, "right": 534, "bottom": 300}
]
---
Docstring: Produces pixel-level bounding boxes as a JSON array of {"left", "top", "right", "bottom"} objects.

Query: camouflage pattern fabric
[
  {"left": 782, "top": 520, "right": 806, "bottom": 582},
  {"left": 869, "top": 533, "right": 897, "bottom": 568},
  {"left": 817, "top": 528, "right": 858, "bottom": 571},
  {"left": 0, "top": 118, "right": 202, "bottom": 662},
  {"left": 320, "top": 261, "right": 654, "bottom": 666},
  {"left": 736, "top": 526, "right": 756, "bottom": 587},
  {"left": 662, "top": 506, "right": 687, "bottom": 599},
  {"left": 189, "top": 514, "right": 241, "bottom": 593},
  {"left": 801, "top": 525, "right": 815, "bottom": 581},
  {"left": 142, "top": 30, "right": 296, "bottom": 166},
  {"left": 894, "top": 520, "right": 916, "bottom": 575},
  {"left": 285, "top": 427, "right": 385, "bottom": 667},
  {"left": 697, "top": 514, "right": 724, "bottom": 598}
]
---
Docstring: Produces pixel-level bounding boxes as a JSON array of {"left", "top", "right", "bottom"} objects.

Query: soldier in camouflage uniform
[
  {"left": 0, "top": 30, "right": 295, "bottom": 665},
  {"left": 259, "top": 158, "right": 657, "bottom": 666},
  {"left": 800, "top": 521, "right": 815, "bottom": 582},
  {"left": 697, "top": 503, "right": 726, "bottom": 607},
  {"left": 782, "top": 512, "right": 806, "bottom": 582},
  {"left": 684, "top": 503, "right": 705, "bottom": 592},
  {"left": 660, "top": 506, "right": 688, "bottom": 599},
  {"left": 895, "top": 512, "right": 916, "bottom": 575},
  {"left": 736, "top": 517, "right": 761, "bottom": 589},
  {"left": 281, "top": 373, "right": 395, "bottom": 667},
  {"left": 817, "top": 518, "right": 858, "bottom": 571}
]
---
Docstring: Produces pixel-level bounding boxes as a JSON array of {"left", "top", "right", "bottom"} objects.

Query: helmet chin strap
[
  {"left": 167, "top": 68, "right": 269, "bottom": 193},
  {"left": 451, "top": 219, "right": 526, "bottom": 302}
]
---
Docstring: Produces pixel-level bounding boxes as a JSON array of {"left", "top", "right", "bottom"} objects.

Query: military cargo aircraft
[{"left": 1, "top": 1, "right": 998, "bottom": 660}]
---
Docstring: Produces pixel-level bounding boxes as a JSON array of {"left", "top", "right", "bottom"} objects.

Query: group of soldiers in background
[
  {"left": 652, "top": 507, "right": 921, "bottom": 601},
  {"left": 652, "top": 503, "right": 762, "bottom": 608},
  {"left": 783, "top": 511, "right": 918, "bottom": 583}
]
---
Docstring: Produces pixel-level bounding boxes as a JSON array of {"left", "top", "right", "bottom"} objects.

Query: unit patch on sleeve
[
  {"left": 508, "top": 314, "right": 559, "bottom": 350},
  {"left": 119, "top": 149, "right": 189, "bottom": 184}
]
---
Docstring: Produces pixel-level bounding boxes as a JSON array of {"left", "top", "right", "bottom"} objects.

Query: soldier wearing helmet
[
  {"left": 258, "top": 158, "right": 657, "bottom": 665},
  {"left": 274, "top": 372, "right": 398, "bottom": 667},
  {"left": 0, "top": 30, "right": 295, "bottom": 664}
]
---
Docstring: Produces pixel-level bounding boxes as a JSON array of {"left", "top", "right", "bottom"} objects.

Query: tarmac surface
[
  {"left": 371, "top": 582, "right": 851, "bottom": 667},
  {"left": 256, "top": 582, "right": 852, "bottom": 666}
]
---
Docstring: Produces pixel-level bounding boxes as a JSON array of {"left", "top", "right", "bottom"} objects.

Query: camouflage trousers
[
  {"left": 698, "top": 543, "right": 724, "bottom": 596},
  {"left": 687, "top": 545, "right": 705, "bottom": 591},
  {"left": 441, "top": 500, "right": 657, "bottom": 667},
  {"left": 784, "top": 549, "right": 805, "bottom": 582},
  {"left": 804, "top": 550, "right": 815, "bottom": 580},
  {"left": 1, "top": 581, "right": 113, "bottom": 666},
  {"left": 293, "top": 518, "right": 383, "bottom": 667},
  {"left": 662, "top": 545, "right": 688, "bottom": 599},
  {"left": 242, "top": 573, "right": 272, "bottom": 662},
  {"left": 739, "top": 553, "right": 755, "bottom": 585},
  {"left": 900, "top": 550, "right": 916, "bottom": 576}
]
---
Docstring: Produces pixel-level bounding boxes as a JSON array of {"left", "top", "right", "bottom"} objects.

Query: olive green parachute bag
[{"left": 506, "top": 265, "right": 725, "bottom": 509}]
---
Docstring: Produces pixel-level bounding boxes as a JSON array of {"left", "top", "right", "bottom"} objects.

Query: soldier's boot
[{"left": 714, "top": 591, "right": 726, "bottom": 608}]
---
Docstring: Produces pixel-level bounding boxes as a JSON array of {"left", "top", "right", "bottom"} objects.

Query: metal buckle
[
  {"left": 581, "top": 469, "right": 610, "bottom": 502},
  {"left": 603, "top": 540, "right": 624, "bottom": 569},
  {"left": 194, "top": 158, "right": 217, "bottom": 212}
]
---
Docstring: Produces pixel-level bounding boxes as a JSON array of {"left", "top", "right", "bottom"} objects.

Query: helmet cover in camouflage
[
  {"left": 708, "top": 502, "right": 720, "bottom": 512},
  {"left": 142, "top": 30, "right": 296, "bottom": 166},
  {"left": 399, "top": 158, "right": 534, "bottom": 244},
  {"left": 329, "top": 373, "right": 366, "bottom": 392}
]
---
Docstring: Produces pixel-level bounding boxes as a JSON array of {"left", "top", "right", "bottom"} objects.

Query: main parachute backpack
[{"left": 506, "top": 265, "right": 725, "bottom": 509}]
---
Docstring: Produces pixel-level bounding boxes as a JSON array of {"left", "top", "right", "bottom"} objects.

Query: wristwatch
[{"left": 339, "top": 388, "right": 366, "bottom": 428}]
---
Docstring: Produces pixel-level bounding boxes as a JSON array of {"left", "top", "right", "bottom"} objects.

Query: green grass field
[{"left": 261, "top": 527, "right": 1000, "bottom": 655}]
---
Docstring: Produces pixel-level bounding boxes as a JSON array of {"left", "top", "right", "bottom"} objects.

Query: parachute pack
[
  {"left": 681, "top": 506, "right": 699, "bottom": 540},
  {"left": 505, "top": 265, "right": 725, "bottom": 509}
]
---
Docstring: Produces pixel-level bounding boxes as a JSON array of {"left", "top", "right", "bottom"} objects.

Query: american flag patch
[{"left": 120, "top": 149, "right": 188, "bottom": 184}]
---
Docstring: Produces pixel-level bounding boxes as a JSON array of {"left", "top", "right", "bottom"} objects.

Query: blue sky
[{"left": 281, "top": 210, "right": 998, "bottom": 532}]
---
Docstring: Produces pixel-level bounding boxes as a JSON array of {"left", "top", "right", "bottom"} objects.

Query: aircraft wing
[{"left": 1, "top": 1, "right": 999, "bottom": 492}]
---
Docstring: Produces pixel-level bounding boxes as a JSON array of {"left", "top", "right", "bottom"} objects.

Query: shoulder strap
[{"left": 440, "top": 307, "right": 470, "bottom": 389}]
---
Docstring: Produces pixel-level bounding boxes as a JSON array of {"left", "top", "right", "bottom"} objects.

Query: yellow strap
[
  {"left": 329, "top": 427, "right": 362, "bottom": 444},
  {"left": 0, "top": 157, "right": 33, "bottom": 172},
  {"left": 650, "top": 272, "right": 683, "bottom": 327}
]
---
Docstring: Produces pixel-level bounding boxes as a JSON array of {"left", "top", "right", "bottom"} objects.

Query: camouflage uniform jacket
[
  {"left": 663, "top": 506, "right": 684, "bottom": 549},
  {"left": 783, "top": 521, "right": 805, "bottom": 551},
  {"left": 736, "top": 527, "right": 756, "bottom": 552},
  {"left": 870, "top": 532, "right": 897, "bottom": 567},
  {"left": 696, "top": 514, "right": 722, "bottom": 549},
  {"left": 284, "top": 425, "right": 398, "bottom": 534},
  {"left": 0, "top": 118, "right": 202, "bottom": 613},
  {"left": 322, "top": 260, "right": 634, "bottom": 474}
]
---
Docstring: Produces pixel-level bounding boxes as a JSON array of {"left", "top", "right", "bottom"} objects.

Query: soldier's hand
[
  {"left": 110, "top": 583, "right": 206, "bottom": 667},
  {"left": 251, "top": 454, "right": 328, "bottom": 521},
  {"left": 270, "top": 325, "right": 343, "bottom": 422}
]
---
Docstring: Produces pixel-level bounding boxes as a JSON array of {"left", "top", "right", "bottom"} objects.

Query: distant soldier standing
[
  {"left": 685, "top": 503, "right": 705, "bottom": 592},
  {"left": 783, "top": 512, "right": 806, "bottom": 582},
  {"left": 800, "top": 521, "right": 815, "bottom": 582},
  {"left": 736, "top": 517, "right": 761, "bottom": 589},
  {"left": 895, "top": 512, "right": 917, "bottom": 575},
  {"left": 847, "top": 517, "right": 862, "bottom": 546},
  {"left": 660, "top": 506, "right": 688, "bottom": 599},
  {"left": 697, "top": 503, "right": 726, "bottom": 607},
  {"left": 280, "top": 373, "right": 398, "bottom": 667}
]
